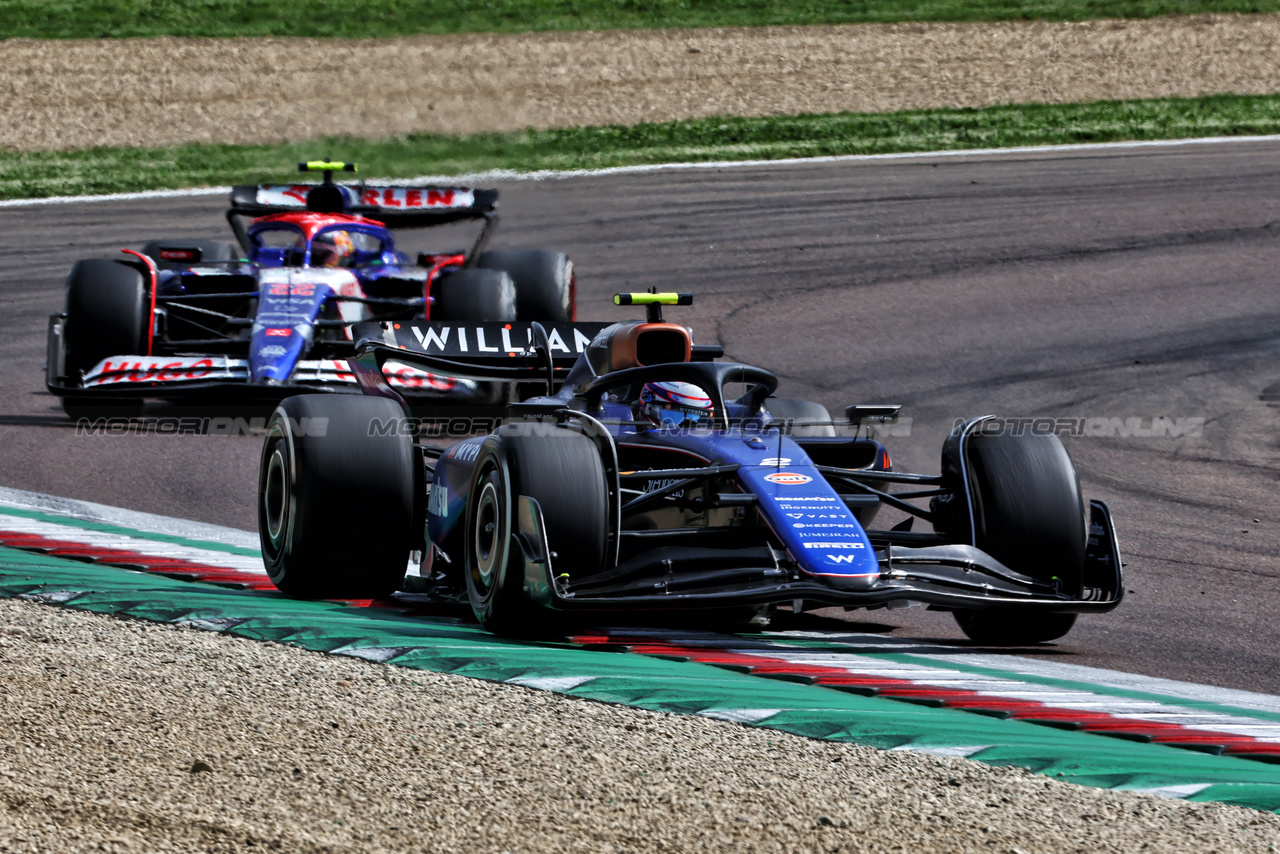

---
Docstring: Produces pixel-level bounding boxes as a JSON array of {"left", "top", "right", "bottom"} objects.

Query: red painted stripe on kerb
[
  {"left": 573, "top": 633, "right": 1280, "bottom": 764},
  {"left": 0, "top": 530, "right": 275, "bottom": 590},
  {"left": 0, "top": 530, "right": 455, "bottom": 616},
  {"left": 8, "top": 524, "right": 1280, "bottom": 765}
]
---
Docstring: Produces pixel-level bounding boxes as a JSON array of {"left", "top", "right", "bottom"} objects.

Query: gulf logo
[{"left": 763, "top": 472, "right": 813, "bottom": 485}]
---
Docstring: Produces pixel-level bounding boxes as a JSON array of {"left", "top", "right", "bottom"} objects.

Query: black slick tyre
[
  {"left": 465, "top": 426, "right": 607, "bottom": 636},
  {"left": 61, "top": 258, "right": 148, "bottom": 419},
  {"left": 763, "top": 399, "right": 836, "bottom": 437},
  {"left": 258, "top": 394, "right": 416, "bottom": 599},
  {"left": 477, "top": 249, "right": 574, "bottom": 322},
  {"left": 431, "top": 269, "right": 517, "bottom": 322},
  {"left": 951, "top": 430, "right": 1086, "bottom": 645}
]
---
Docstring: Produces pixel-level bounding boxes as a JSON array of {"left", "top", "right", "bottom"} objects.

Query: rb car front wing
[{"left": 45, "top": 314, "right": 493, "bottom": 403}]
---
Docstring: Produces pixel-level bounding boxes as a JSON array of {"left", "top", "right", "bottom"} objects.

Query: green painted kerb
[{"left": 4, "top": 545, "right": 1280, "bottom": 812}]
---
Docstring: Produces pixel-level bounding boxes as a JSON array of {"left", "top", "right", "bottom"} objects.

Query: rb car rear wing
[
  {"left": 228, "top": 183, "right": 498, "bottom": 228},
  {"left": 227, "top": 161, "right": 500, "bottom": 250}
]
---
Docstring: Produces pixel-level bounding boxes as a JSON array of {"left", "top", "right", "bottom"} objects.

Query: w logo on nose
[{"left": 827, "top": 555, "right": 859, "bottom": 564}]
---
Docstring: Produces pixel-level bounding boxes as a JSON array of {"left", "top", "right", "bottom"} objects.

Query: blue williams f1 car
[
  {"left": 256, "top": 294, "right": 1124, "bottom": 645},
  {"left": 46, "top": 162, "right": 576, "bottom": 418}
]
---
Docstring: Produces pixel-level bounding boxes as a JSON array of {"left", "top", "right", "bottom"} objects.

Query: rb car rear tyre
[
  {"left": 477, "top": 249, "right": 574, "bottom": 322},
  {"left": 465, "top": 426, "right": 608, "bottom": 637},
  {"left": 258, "top": 394, "right": 416, "bottom": 599},
  {"left": 61, "top": 258, "right": 148, "bottom": 419},
  {"left": 431, "top": 268, "right": 517, "bottom": 322},
  {"left": 950, "top": 430, "right": 1086, "bottom": 645}
]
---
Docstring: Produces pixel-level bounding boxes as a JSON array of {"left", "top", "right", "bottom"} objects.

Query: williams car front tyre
[
  {"left": 953, "top": 610, "right": 1078, "bottom": 646},
  {"left": 465, "top": 426, "right": 608, "bottom": 637},
  {"left": 947, "top": 429, "right": 1087, "bottom": 645}
]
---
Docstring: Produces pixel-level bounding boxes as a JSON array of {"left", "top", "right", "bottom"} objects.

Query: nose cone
[
  {"left": 249, "top": 327, "right": 307, "bottom": 383},
  {"left": 250, "top": 272, "right": 335, "bottom": 383}
]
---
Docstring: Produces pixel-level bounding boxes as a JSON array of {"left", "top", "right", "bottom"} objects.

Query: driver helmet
[
  {"left": 311, "top": 230, "right": 355, "bottom": 267},
  {"left": 639, "top": 380, "right": 714, "bottom": 427}
]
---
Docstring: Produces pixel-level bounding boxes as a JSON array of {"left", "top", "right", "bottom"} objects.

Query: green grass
[
  {"left": 2, "top": 0, "right": 1279, "bottom": 39},
  {"left": 4, "top": 93, "right": 1280, "bottom": 200}
]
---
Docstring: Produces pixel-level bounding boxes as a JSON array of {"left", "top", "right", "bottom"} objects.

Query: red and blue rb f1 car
[{"left": 46, "top": 162, "right": 576, "bottom": 418}]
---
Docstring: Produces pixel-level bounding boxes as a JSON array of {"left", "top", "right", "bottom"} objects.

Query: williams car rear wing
[{"left": 349, "top": 320, "right": 611, "bottom": 392}]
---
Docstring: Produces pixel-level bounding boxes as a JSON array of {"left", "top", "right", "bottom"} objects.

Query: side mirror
[{"left": 846, "top": 405, "right": 902, "bottom": 427}]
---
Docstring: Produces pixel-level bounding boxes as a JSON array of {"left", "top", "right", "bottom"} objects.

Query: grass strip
[
  {"left": 3, "top": 0, "right": 1280, "bottom": 39},
  {"left": 4, "top": 93, "right": 1280, "bottom": 200}
]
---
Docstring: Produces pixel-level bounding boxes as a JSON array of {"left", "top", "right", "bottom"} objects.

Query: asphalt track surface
[{"left": 3, "top": 139, "right": 1280, "bottom": 694}]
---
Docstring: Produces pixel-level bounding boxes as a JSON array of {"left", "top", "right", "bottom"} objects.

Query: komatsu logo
[{"left": 428, "top": 484, "right": 449, "bottom": 517}]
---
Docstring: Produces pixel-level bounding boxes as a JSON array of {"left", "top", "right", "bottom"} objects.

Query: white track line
[
  {"left": 0, "top": 511, "right": 265, "bottom": 574},
  {"left": 0, "top": 486, "right": 257, "bottom": 550},
  {"left": 5, "top": 134, "right": 1280, "bottom": 208},
  {"left": 772, "top": 630, "right": 1280, "bottom": 718}
]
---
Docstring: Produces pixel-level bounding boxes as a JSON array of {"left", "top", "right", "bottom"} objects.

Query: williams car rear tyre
[
  {"left": 950, "top": 430, "right": 1086, "bottom": 645},
  {"left": 431, "top": 269, "right": 517, "bottom": 322},
  {"left": 465, "top": 426, "right": 608, "bottom": 637},
  {"left": 140, "top": 239, "right": 237, "bottom": 271},
  {"left": 477, "top": 249, "right": 574, "bottom": 322},
  {"left": 763, "top": 399, "right": 836, "bottom": 437},
  {"left": 259, "top": 394, "right": 416, "bottom": 599}
]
